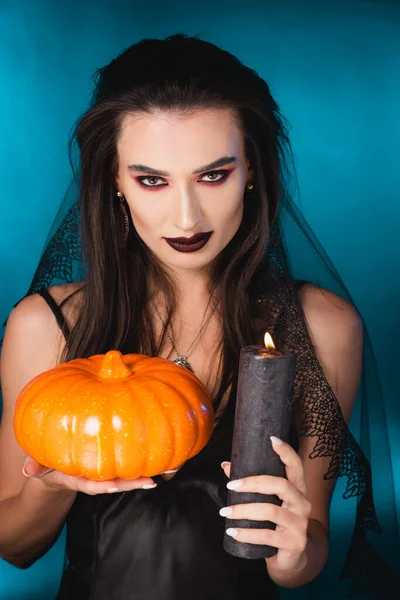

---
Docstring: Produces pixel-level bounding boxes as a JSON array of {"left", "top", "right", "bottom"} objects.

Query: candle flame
[{"left": 264, "top": 332, "right": 275, "bottom": 350}]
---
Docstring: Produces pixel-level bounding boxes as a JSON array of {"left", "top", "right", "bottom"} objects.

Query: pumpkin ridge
[
  {"left": 13, "top": 404, "right": 29, "bottom": 457},
  {"left": 14, "top": 372, "right": 73, "bottom": 456},
  {"left": 121, "top": 354, "right": 152, "bottom": 372},
  {"left": 143, "top": 361, "right": 209, "bottom": 390},
  {"left": 60, "top": 364, "right": 105, "bottom": 378},
  {"left": 36, "top": 376, "right": 88, "bottom": 470},
  {"left": 179, "top": 384, "right": 213, "bottom": 459},
  {"left": 154, "top": 378, "right": 199, "bottom": 464},
  {"left": 64, "top": 378, "right": 94, "bottom": 474},
  {"left": 124, "top": 380, "right": 149, "bottom": 477},
  {"left": 15, "top": 366, "right": 75, "bottom": 415},
  {"left": 134, "top": 377, "right": 177, "bottom": 475},
  {"left": 45, "top": 375, "right": 109, "bottom": 474},
  {"left": 141, "top": 377, "right": 179, "bottom": 473},
  {"left": 100, "top": 389, "right": 112, "bottom": 478}
]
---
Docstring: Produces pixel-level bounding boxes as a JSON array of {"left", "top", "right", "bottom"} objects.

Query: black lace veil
[{"left": 2, "top": 173, "right": 398, "bottom": 598}]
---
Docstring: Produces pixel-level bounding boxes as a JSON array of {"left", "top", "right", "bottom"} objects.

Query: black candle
[{"left": 223, "top": 335, "right": 296, "bottom": 560}]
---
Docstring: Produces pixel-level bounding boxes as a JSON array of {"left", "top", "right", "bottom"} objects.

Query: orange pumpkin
[{"left": 14, "top": 351, "right": 214, "bottom": 480}]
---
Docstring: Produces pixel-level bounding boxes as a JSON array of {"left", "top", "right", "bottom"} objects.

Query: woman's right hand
[{"left": 22, "top": 456, "right": 157, "bottom": 495}]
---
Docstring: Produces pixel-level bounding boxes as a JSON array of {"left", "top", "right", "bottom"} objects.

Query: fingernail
[
  {"left": 270, "top": 436, "right": 283, "bottom": 445},
  {"left": 107, "top": 487, "right": 119, "bottom": 493},
  {"left": 227, "top": 479, "right": 243, "bottom": 490},
  {"left": 142, "top": 484, "right": 157, "bottom": 489},
  {"left": 219, "top": 506, "right": 233, "bottom": 517},
  {"left": 23, "top": 456, "right": 30, "bottom": 466},
  {"left": 282, "top": 502, "right": 287, "bottom": 509},
  {"left": 162, "top": 469, "right": 178, "bottom": 474},
  {"left": 22, "top": 466, "right": 32, "bottom": 478},
  {"left": 226, "top": 528, "right": 238, "bottom": 537},
  {"left": 221, "top": 461, "right": 230, "bottom": 468}
]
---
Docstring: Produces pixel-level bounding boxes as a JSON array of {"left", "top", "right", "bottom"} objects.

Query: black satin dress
[{"left": 37, "top": 288, "right": 292, "bottom": 600}]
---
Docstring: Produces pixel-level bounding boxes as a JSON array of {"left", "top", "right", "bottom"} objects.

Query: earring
[
  {"left": 246, "top": 182, "right": 254, "bottom": 191},
  {"left": 117, "top": 191, "right": 129, "bottom": 245}
]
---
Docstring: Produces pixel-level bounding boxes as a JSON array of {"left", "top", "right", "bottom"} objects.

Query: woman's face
[{"left": 115, "top": 108, "right": 252, "bottom": 274}]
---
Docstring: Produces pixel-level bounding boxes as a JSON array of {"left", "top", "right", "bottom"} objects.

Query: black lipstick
[{"left": 164, "top": 232, "right": 213, "bottom": 253}]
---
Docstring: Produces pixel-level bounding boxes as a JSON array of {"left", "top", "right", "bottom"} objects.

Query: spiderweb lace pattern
[{"left": 26, "top": 200, "right": 82, "bottom": 295}]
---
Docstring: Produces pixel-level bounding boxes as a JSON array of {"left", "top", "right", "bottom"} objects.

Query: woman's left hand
[{"left": 220, "top": 437, "right": 312, "bottom": 575}]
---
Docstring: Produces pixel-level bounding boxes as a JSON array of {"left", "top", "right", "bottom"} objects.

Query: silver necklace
[{"left": 150, "top": 295, "right": 222, "bottom": 374}]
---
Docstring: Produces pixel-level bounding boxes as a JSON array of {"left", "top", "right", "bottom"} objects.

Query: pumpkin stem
[{"left": 99, "top": 351, "right": 133, "bottom": 379}]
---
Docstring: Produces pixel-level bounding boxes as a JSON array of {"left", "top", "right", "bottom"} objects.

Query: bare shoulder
[
  {"left": 1, "top": 294, "right": 60, "bottom": 400},
  {"left": 0, "top": 283, "right": 83, "bottom": 503},
  {"left": 292, "top": 283, "right": 364, "bottom": 533},
  {"left": 5, "top": 282, "right": 84, "bottom": 368},
  {"left": 3, "top": 294, "right": 62, "bottom": 381},
  {"left": 297, "top": 282, "right": 363, "bottom": 344},
  {"left": 7, "top": 291, "right": 59, "bottom": 338},
  {"left": 296, "top": 282, "right": 363, "bottom": 423}
]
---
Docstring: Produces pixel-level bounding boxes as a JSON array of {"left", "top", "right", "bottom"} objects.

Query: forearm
[
  {"left": 266, "top": 519, "right": 329, "bottom": 588},
  {"left": 0, "top": 478, "right": 76, "bottom": 568}
]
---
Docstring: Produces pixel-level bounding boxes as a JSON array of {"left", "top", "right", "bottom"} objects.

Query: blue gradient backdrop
[{"left": 0, "top": 1, "right": 399, "bottom": 598}]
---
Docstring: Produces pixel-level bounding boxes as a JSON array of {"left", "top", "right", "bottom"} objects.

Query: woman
[{"left": 0, "top": 33, "right": 386, "bottom": 599}]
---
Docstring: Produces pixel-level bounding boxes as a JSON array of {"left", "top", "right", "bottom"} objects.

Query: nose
[{"left": 171, "top": 187, "right": 204, "bottom": 232}]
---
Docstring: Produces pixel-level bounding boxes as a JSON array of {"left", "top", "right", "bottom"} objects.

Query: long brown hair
[{"left": 63, "top": 33, "right": 298, "bottom": 412}]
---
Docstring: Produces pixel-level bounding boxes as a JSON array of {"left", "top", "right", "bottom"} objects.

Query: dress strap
[
  {"left": 295, "top": 279, "right": 307, "bottom": 291},
  {"left": 38, "top": 288, "right": 70, "bottom": 341}
]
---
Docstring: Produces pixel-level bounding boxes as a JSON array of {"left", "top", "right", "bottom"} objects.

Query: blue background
[{"left": 1, "top": 1, "right": 399, "bottom": 598}]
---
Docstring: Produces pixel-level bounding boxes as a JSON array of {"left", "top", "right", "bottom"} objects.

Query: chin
[
  {"left": 170, "top": 255, "right": 216, "bottom": 271},
  {"left": 164, "top": 247, "right": 219, "bottom": 271}
]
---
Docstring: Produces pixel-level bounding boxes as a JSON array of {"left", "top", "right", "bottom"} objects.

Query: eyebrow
[{"left": 127, "top": 155, "right": 237, "bottom": 176}]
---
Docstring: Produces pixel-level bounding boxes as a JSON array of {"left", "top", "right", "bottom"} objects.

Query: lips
[{"left": 164, "top": 231, "right": 213, "bottom": 253}]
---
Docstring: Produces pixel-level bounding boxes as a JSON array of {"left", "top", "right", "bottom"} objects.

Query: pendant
[{"left": 173, "top": 356, "right": 195, "bottom": 373}]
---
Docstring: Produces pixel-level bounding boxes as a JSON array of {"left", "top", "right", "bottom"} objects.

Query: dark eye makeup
[{"left": 134, "top": 168, "right": 234, "bottom": 189}]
